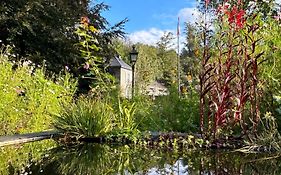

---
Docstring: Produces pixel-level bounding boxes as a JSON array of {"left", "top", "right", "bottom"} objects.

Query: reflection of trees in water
[
  {"left": 40, "top": 144, "right": 184, "bottom": 175},
  {"left": 186, "top": 151, "right": 281, "bottom": 175},
  {"left": 0, "top": 140, "right": 56, "bottom": 175},
  {"left": 9, "top": 143, "right": 281, "bottom": 175}
]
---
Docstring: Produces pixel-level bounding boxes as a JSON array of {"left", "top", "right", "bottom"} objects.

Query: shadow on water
[{"left": 3, "top": 142, "right": 281, "bottom": 175}]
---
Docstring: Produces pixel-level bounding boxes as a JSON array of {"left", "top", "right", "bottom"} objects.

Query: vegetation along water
[{"left": 0, "top": 0, "right": 281, "bottom": 174}]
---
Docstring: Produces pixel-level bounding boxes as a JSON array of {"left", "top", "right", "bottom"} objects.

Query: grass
[
  {"left": 53, "top": 85, "right": 200, "bottom": 141},
  {"left": 53, "top": 97, "right": 114, "bottom": 137},
  {"left": 53, "top": 96, "right": 141, "bottom": 139},
  {"left": 0, "top": 48, "right": 76, "bottom": 135},
  {"left": 136, "top": 87, "right": 200, "bottom": 133},
  {"left": 240, "top": 112, "right": 281, "bottom": 153}
]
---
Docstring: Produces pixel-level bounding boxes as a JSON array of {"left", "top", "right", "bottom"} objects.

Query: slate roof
[{"left": 109, "top": 56, "right": 132, "bottom": 70}]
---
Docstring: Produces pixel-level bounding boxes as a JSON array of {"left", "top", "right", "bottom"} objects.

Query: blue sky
[{"left": 95, "top": 0, "right": 198, "bottom": 45}]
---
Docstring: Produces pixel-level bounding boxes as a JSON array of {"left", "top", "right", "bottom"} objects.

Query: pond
[{"left": 1, "top": 140, "right": 281, "bottom": 175}]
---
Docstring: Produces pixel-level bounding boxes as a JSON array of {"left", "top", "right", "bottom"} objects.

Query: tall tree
[
  {"left": 156, "top": 32, "right": 177, "bottom": 86},
  {"left": 180, "top": 23, "right": 200, "bottom": 82},
  {"left": 112, "top": 38, "right": 132, "bottom": 64},
  {"left": 135, "top": 44, "right": 160, "bottom": 91},
  {"left": 197, "top": 0, "right": 278, "bottom": 17},
  {"left": 0, "top": 0, "right": 127, "bottom": 74}
]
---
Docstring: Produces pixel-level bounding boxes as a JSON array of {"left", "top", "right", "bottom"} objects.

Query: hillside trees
[{"left": 112, "top": 40, "right": 162, "bottom": 91}]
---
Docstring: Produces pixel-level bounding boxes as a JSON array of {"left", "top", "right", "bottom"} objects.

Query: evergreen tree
[
  {"left": 156, "top": 32, "right": 177, "bottom": 86},
  {"left": 180, "top": 23, "right": 200, "bottom": 80}
]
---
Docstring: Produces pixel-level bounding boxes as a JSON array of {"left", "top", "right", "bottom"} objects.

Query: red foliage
[
  {"left": 199, "top": 0, "right": 262, "bottom": 140},
  {"left": 217, "top": 3, "right": 246, "bottom": 29},
  {"left": 205, "top": 0, "right": 210, "bottom": 7}
]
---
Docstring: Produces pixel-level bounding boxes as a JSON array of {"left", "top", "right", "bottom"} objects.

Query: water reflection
[
  {"left": 3, "top": 142, "right": 281, "bottom": 175},
  {"left": 0, "top": 140, "right": 56, "bottom": 175},
  {"left": 42, "top": 144, "right": 184, "bottom": 175}
]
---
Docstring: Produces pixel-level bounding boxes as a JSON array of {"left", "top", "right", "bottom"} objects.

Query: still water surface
[{"left": 1, "top": 140, "right": 281, "bottom": 175}]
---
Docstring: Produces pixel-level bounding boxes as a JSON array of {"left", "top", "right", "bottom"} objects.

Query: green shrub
[
  {"left": 129, "top": 95, "right": 154, "bottom": 131},
  {"left": 136, "top": 87, "right": 199, "bottom": 133},
  {"left": 275, "top": 96, "right": 281, "bottom": 116},
  {"left": 0, "top": 48, "right": 76, "bottom": 135},
  {"left": 53, "top": 96, "right": 141, "bottom": 138},
  {"left": 53, "top": 97, "right": 114, "bottom": 137},
  {"left": 115, "top": 99, "right": 137, "bottom": 130}
]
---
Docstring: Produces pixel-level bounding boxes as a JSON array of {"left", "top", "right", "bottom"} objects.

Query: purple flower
[
  {"left": 274, "top": 12, "right": 281, "bottom": 21},
  {"left": 83, "top": 63, "right": 90, "bottom": 70}
]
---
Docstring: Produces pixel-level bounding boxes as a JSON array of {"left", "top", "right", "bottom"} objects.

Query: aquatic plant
[
  {"left": 115, "top": 99, "right": 137, "bottom": 131},
  {"left": 110, "top": 98, "right": 141, "bottom": 142},
  {"left": 53, "top": 95, "right": 142, "bottom": 142}
]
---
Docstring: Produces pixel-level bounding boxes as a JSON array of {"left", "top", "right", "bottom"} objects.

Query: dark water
[{"left": 1, "top": 140, "right": 281, "bottom": 175}]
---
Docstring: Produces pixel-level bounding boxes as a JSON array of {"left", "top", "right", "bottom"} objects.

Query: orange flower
[{"left": 80, "top": 16, "right": 90, "bottom": 27}]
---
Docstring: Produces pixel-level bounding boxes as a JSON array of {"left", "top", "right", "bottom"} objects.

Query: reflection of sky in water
[
  {"left": 121, "top": 159, "right": 189, "bottom": 175},
  {"left": 146, "top": 159, "right": 189, "bottom": 175},
  {"left": 117, "top": 159, "right": 190, "bottom": 175}
]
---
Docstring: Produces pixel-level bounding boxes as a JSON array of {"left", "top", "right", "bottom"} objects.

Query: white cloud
[
  {"left": 128, "top": 28, "right": 173, "bottom": 46},
  {"left": 128, "top": 28, "right": 185, "bottom": 53},
  {"left": 276, "top": 0, "right": 281, "bottom": 4},
  {"left": 177, "top": 7, "right": 200, "bottom": 24},
  {"left": 128, "top": 5, "right": 200, "bottom": 50}
]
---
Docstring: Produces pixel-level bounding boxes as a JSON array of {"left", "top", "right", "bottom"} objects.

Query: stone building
[
  {"left": 108, "top": 56, "right": 132, "bottom": 98},
  {"left": 108, "top": 56, "right": 169, "bottom": 99}
]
